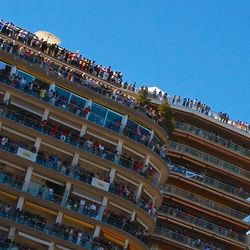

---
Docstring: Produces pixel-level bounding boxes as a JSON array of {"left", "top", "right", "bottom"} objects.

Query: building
[{"left": 0, "top": 22, "right": 249, "bottom": 250}]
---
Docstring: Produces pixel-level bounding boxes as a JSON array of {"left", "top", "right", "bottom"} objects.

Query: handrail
[
  {"left": 0, "top": 33, "right": 169, "bottom": 142},
  {"left": 158, "top": 206, "right": 247, "bottom": 243},
  {"left": 175, "top": 121, "right": 250, "bottom": 158},
  {"left": 169, "top": 142, "right": 250, "bottom": 180},
  {"left": 0, "top": 107, "right": 160, "bottom": 188},
  {"left": 0, "top": 172, "right": 149, "bottom": 247},
  {"left": 169, "top": 164, "right": 250, "bottom": 200},
  {"left": 0, "top": 138, "right": 156, "bottom": 217},
  {"left": 161, "top": 184, "right": 248, "bottom": 222},
  {"left": 0, "top": 64, "right": 169, "bottom": 164},
  {"left": 154, "top": 227, "right": 221, "bottom": 250}
]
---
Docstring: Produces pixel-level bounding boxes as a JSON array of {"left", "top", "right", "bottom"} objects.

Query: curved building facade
[{"left": 0, "top": 21, "right": 249, "bottom": 250}]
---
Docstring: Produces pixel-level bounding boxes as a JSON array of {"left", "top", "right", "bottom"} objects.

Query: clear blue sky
[{"left": 1, "top": 0, "right": 249, "bottom": 122}]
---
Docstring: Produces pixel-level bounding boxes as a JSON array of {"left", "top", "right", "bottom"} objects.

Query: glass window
[
  {"left": 55, "top": 86, "right": 70, "bottom": 101},
  {"left": 17, "top": 70, "right": 35, "bottom": 84},
  {"left": 88, "top": 103, "right": 107, "bottom": 126},
  {"left": 0, "top": 61, "right": 11, "bottom": 79},
  {"left": 105, "top": 110, "right": 123, "bottom": 132},
  {"left": 69, "top": 94, "right": 87, "bottom": 107}
]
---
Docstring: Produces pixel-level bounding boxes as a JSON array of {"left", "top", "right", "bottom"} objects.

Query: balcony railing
[
  {"left": 161, "top": 185, "right": 249, "bottom": 222},
  {"left": 0, "top": 139, "right": 156, "bottom": 218},
  {"left": 169, "top": 164, "right": 250, "bottom": 201},
  {"left": 169, "top": 142, "right": 250, "bottom": 180},
  {"left": 175, "top": 121, "right": 250, "bottom": 158},
  {"left": 154, "top": 227, "right": 222, "bottom": 250},
  {"left": 0, "top": 34, "right": 169, "bottom": 144},
  {"left": 158, "top": 206, "right": 248, "bottom": 244},
  {"left": 0, "top": 107, "right": 160, "bottom": 188},
  {"left": 0, "top": 72, "right": 168, "bottom": 163},
  {"left": 0, "top": 172, "right": 149, "bottom": 248}
]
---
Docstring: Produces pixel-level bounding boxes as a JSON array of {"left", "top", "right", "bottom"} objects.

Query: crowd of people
[
  {"left": 0, "top": 238, "right": 33, "bottom": 250},
  {"left": 0, "top": 134, "right": 157, "bottom": 216},
  {"left": 103, "top": 209, "right": 149, "bottom": 243},
  {"left": 159, "top": 204, "right": 247, "bottom": 243},
  {"left": 0, "top": 104, "right": 159, "bottom": 183},
  {"left": 156, "top": 219, "right": 224, "bottom": 250},
  {"left": 0, "top": 68, "right": 170, "bottom": 163},
  {"left": 0, "top": 19, "right": 248, "bottom": 137},
  {"left": 0, "top": 170, "right": 149, "bottom": 248}
]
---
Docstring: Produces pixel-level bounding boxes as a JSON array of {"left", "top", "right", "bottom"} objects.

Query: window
[
  {"left": 105, "top": 110, "right": 123, "bottom": 132},
  {"left": 88, "top": 103, "right": 107, "bottom": 126},
  {"left": 17, "top": 70, "right": 35, "bottom": 84}
]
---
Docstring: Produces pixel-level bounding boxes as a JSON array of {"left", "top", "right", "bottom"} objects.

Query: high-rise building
[{"left": 0, "top": 22, "right": 249, "bottom": 250}]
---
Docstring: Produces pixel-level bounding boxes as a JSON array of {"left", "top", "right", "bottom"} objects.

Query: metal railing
[
  {"left": 158, "top": 206, "right": 247, "bottom": 243},
  {"left": 169, "top": 164, "right": 250, "bottom": 201},
  {"left": 169, "top": 142, "right": 250, "bottom": 180},
  {"left": 154, "top": 227, "right": 222, "bottom": 250},
  {"left": 0, "top": 172, "right": 148, "bottom": 247},
  {"left": 175, "top": 121, "right": 250, "bottom": 158},
  {"left": 161, "top": 184, "right": 248, "bottom": 222}
]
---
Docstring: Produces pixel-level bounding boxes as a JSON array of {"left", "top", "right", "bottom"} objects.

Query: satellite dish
[{"left": 35, "top": 31, "right": 61, "bottom": 45}]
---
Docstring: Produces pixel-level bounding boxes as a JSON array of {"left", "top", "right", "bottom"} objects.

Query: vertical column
[
  {"left": 85, "top": 100, "right": 92, "bottom": 120},
  {"left": 136, "top": 183, "right": 143, "bottom": 202},
  {"left": 42, "top": 108, "right": 50, "bottom": 120},
  {"left": 93, "top": 225, "right": 101, "bottom": 238},
  {"left": 149, "top": 130, "right": 154, "bottom": 143},
  {"left": 80, "top": 124, "right": 87, "bottom": 137},
  {"left": 7, "top": 227, "right": 16, "bottom": 244},
  {"left": 98, "top": 196, "right": 108, "bottom": 221},
  {"left": 62, "top": 182, "right": 71, "bottom": 207},
  {"left": 120, "top": 115, "right": 128, "bottom": 133},
  {"left": 56, "top": 211, "right": 63, "bottom": 224},
  {"left": 124, "top": 239, "right": 129, "bottom": 250},
  {"left": 115, "top": 139, "right": 123, "bottom": 163},
  {"left": 109, "top": 168, "right": 116, "bottom": 183},
  {"left": 34, "top": 137, "right": 41, "bottom": 152},
  {"left": 131, "top": 211, "right": 136, "bottom": 221},
  {"left": 70, "top": 153, "right": 79, "bottom": 177},
  {"left": 22, "top": 167, "right": 33, "bottom": 192},
  {"left": 16, "top": 197, "right": 24, "bottom": 210},
  {"left": 3, "top": 91, "right": 11, "bottom": 105},
  {"left": 144, "top": 155, "right": 150, "bottom": 166},
  {"left": 48, "top": 242, "right": 55, "bottom": 250}
]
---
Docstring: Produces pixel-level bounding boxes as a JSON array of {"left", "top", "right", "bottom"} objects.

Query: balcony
[
  {"left": 158, "top": 206, "right": 248, "bottom": 245},
  {"left": 0, "top": 107, "right": 162, "bottom": 189},
  {"left": 161, "top": 185, "right": 248, "bottom": 223},
  {"left": 0, "top": 36, "right": 169, "bottom": 145},
  {"left": 153, "top": 227, "right": 224, "bottom": 250},
  {"left": 175, "top": 121, "right": 250, "bottom": 158},
  {"left": 169, "top": 164, "right": 250, "bottom": 202},
  {"left": 0, "top": 172, "right": 149, "bottom": 249},
  {"left": 169, "top": 142, "right": 250, "bottom": 180}
]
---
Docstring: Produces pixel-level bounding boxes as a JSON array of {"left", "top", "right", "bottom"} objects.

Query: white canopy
[
  {"left": 35, "top": 31, "right": 61, "bottom": 45},
  {"left": 148, "top": 86, "right": 165, "bottom": 94}
]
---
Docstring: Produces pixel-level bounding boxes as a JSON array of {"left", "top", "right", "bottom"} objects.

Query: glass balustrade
[
  {"left": 0, "top": 138, "right": 156, "bottom": 217},
  {"left": 169, "top": 164, "right": 250, "bottom": 201},
  {"left": 0, "top": 173, "right": 149, "bottom": 247},
  {"left": 158, "top": 206, "right": 247, "bottom": 243},
  {"left": 154, "top": 227, "right": 220, "bottom": 250},
  {"left": 161, "top": 185, "right": 248, "bottom": 221},
  {"left": 0, "top": 107, "right": 160, "bottom": 188},
  {"left": 175, "top": 122, "right": 250, "bottom": 158},
  {"left": 169, "top": 142, "right": 250, "bottom": 179}
]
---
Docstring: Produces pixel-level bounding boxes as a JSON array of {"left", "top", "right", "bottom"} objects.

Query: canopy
[{"left": 35, "top": 31, "right": 61, "bottom": 45}]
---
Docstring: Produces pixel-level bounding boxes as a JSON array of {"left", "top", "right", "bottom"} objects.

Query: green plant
[
  {"left": 137, "top": 89, "right": 150, "bottom": 107},
  {"left": 159, "top": 101, "right": 175, "bottom": 135}
]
